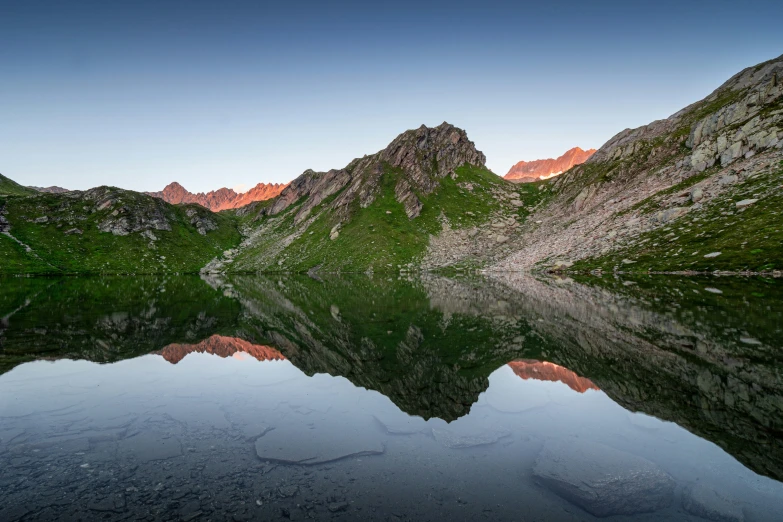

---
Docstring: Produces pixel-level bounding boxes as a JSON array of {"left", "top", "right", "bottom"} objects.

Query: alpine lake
[{"left": 1, "top": 272, "right": 781, "bottom": 522}]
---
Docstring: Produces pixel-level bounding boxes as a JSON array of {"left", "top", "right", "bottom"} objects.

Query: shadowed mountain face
[{"left": 1, "top": 273, "right": 781, "bottom": 481}]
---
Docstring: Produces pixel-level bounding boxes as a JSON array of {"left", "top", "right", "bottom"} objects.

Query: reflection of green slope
[
  {"left": 0, "top": 276, "right": 242, "bottom": 374},
  {"left": 2, "top": 271, "right": 782, "bottom": 481},
  {"left": 0, "top": 186, "right": 241, "bottom": 275},
  {"left": 224, "top": 274, "right": 530, "bottom": 421},
  {"left": 489, "top": 272, "right": 783, "bottom": 482}
]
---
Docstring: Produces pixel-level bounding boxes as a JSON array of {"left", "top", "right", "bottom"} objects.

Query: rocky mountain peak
[
  {"left": 264, "top": 122, "right": 486, "bottom": 222},
  {"left": 505, "top": 147, "right": 596, "bottom": 183},
  {"left": 380, "top": 122, "right": 487, "bottom": 184},
  {"left": 147, "top": 181, "right": 287, "bottom": 212}
]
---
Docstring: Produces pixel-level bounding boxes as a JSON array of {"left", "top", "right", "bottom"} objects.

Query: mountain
[
  {"left": 2, "top": 55, "right": 782, "bottom": 276},
  {"left": 3, "top": 270, "right": 782, "bottom": 481},
  {"left": 491, "top": 53, "right": 783, "bottom": 274},
  {"left": 0, "top": 173, "right": 37, "bottom": 197},
  {"left": 507, "top": 359, "right": 598, "bottom": 393},
  {"left": 157, "top": 335, "right": 286, "bottom": 364},
  {"left": 0, "top": 184, "right": 241, "bottom": 275},
  {"left": 205, "top": 122, "right": 552, "bottom": 273},
  {"left": 147, "top": 181, "right": 287, "bottom": 212},
  {"left": 504, "top": 147, "right": 596, "bottom": 183},
  {"left": 29, "top": 186, "right": 70, "bottom": 194}
]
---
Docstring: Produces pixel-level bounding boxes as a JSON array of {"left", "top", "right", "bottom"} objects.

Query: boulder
[
  {"left": 735, "top": 199, "right": 758, "bottom": 208},
  {"left": 254, "top": 417, "right": 384, "bottom": 465},
  {"left": 682, "top": 483, "right": 744, "bottom": 522},
  {"left": 653, "top": 207, "right": 689, "bottom": 224},
  {"left": 329, "top": 224, "right": 340, "bottom": 240},
  {"left": 532, "top": 439, "right": 675, "bottom": 517}
]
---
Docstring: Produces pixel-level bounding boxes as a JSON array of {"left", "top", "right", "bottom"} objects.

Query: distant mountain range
[
  {"left": 157, "top": 335, "right": 286, "bottom": 364},
  {"left": 28, "top": 186, "right": 70, "bottom": 194},
  {"left": 1, "top": 53, "right": 781, "bottom": 276},
  {"left": 146, "top": 181, "right": 288, "bottom": 212},
  {"left": 504, "top": 147, "right": 596, "bottom": 183}
]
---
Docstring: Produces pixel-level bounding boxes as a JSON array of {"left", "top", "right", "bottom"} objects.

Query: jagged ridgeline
[
  {"left": 208, "top": 123, "right": 547, "bottom": 273},
  {"left": 494, "top": 53, "right": 783, "bottom": 273},
  {"left": 0, "top": 183, "right": 242, "bottom": 275}
]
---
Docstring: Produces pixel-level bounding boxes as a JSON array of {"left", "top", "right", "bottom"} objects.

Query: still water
[{"left": 0, "top": 273, "right": 781, "bottom": 521}]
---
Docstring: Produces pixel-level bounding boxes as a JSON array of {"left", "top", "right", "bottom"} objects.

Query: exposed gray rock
[
  {"left": 263, "top": 122, "right": 486, "bottom": 225},
  {"left": 532, "top": 438, "right": 675, "bottom": 517},
  {"left": 653, "top": 207, "right": 690, "bottom": 224},
  {"left": 329, "top": 224, "right": 340, "bottom": 240},
  {"left": 735, "top": 198, "right": 758, "bottom": 208},
  {"left": 682, "top": 483, "right": 744, "bottom": 522}
]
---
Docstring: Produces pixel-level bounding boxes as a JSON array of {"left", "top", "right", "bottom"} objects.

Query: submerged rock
[
  {"left": 431, "top": 427, "right": 510, "bottom": 449},
  {"left": 254, "top": 417, "right": 385, "bottom": 465},
  {"left": 532, "top": 438, "right": 675, "bottom": 517},
  {"left": 682, "top": 483, "right": 744, "bottom": 522}
]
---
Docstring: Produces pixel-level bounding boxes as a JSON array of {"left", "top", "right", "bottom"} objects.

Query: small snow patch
[
  {"left": 703, "top": 252, "right": 721, "bottom": 258},
  {"left": 704, "top": 287, "right": 723, "bottom": 294}
]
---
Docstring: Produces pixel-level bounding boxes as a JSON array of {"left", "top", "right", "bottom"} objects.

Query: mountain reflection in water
[
  {"left": 157, "top": 335, "right": 286, "bottom": 364},
  {"left": 0, "top": 273, "right": 782, "bottom": 521}
]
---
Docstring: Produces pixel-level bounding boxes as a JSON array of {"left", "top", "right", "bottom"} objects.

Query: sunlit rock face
[
  {"left": 157, "top": 335, "right": 286, "bottom": 364},
  {"left": 147, "top": 182, "right": 288, "bottom": 212},
  {"left": 504, "top": 147, "right": 595, "bottom": 183},
  {"left": 508, "top": 359, "right": 599, "bottom": 393}
]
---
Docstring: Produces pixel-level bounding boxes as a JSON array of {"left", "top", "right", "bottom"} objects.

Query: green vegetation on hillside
[
  {"left": 0, "top": 276, "right": 242, "bottom": 375},
  {"left": 571, "top": 162, "right": 783, "bottom": 273},
  {"left": 0, "top": 174, "right": 37, "bottom": 197},
  {"left": 232, "top": 164, "right": 547, "bottom": 272},
  {"left": 1, "top": 187, "right": 241, "bottom": 275}
]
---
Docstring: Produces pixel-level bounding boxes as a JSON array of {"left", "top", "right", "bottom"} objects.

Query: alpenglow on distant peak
[{"left": 504, "top": 147, "right": 596, "bottom": 183}]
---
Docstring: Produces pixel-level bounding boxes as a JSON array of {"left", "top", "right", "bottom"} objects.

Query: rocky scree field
[
  {"left": 204, "top": 123, "right": 553, "bottom": 274},
  {"left": 0, "top": 184, "right": 241, "bottom": 275},
  {"left": 490, "top": 53, "right": 783, "bottom": 275}
]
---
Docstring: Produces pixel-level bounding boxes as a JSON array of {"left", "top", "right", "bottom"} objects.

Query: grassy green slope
[
  {"left": 0, "top": 174, "right": 37, "bottom": 197},
  {"left": 232, "top": 164, "right": 550, "bottom": 273},
  {"left": 1, "top": 189, "right": 241, "bottom": 275}
]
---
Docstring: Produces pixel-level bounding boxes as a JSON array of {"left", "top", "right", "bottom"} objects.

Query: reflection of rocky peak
[
  {"left": 157, "top": 335, "right": 286, "bottom": 364},
  {"left": 508, "top": 359, "right": 599, "bottom": 393},
  {"left": 489, "top": 272, "right": 783, "bottom": 482}
]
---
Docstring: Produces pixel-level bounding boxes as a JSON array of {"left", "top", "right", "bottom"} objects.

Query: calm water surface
[{"left": 0, "top": 273, "right": 781, "bottom": 521}]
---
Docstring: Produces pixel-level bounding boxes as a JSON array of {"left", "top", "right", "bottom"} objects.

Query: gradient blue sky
[{"left": 1, "top": 0, "right": 782, "bottom": 193}]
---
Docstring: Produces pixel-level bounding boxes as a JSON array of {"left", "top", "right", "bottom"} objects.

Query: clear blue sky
[{"left": 1, "top": 0, "right": 782, "bottom": 192}]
